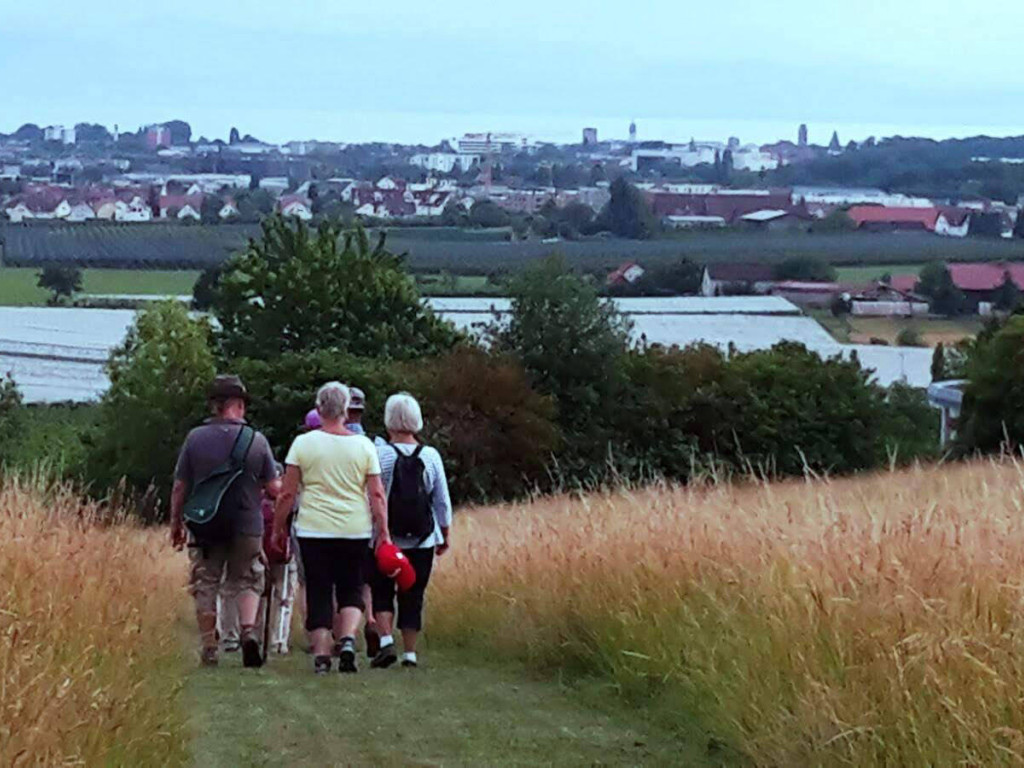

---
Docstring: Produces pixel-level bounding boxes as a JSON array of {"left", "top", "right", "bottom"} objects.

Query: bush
[
  {"left": 772, "top": 256, "right": 837, "bottom": 282},
  {"left": 403, "top": 347, "right": 560, "bottom": 502},
  {"left": 895, "top": 326, "right": 925, "bottom": 347},
  {"left": 958, "top": 315, "right": 1024, "bottom": 453},
  {"left": 88, "top": 301, "right": 217, "bottom": 520},
  {"left": 233, "top": 346, "right": 560, "bottom": 504}
]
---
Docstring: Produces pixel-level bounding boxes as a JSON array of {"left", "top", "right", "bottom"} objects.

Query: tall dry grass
[
  {"left": 430, "top": 460, "right": 1024, "bottom": 765},
  {"left": 0, "top": 477, "right": 188, "bottom": 766}
]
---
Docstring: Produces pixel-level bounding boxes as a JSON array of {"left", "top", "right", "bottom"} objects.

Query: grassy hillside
[
  {"left": 0, "top": 478, "right": 187, "bottom": 765},
  {"left": 9, "top": 461, "right": 1024, "bottom": 764},
  {"left": 427, "top": 461, "right": 1024, "bottom": 765}
]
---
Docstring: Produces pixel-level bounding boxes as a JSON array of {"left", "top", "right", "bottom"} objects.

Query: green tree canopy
[
  {"left": 597, "top": 178, "right": 658, "bottom": 239},
  {"left": 772, "top": 256, "right": 837, "bottom": 282},
  {"left": 88, "top": 301, "right": 217, "bottom": 519},
  {"left": 493, "top": 255, "right": 631, "bottom": 456},
  {"left": 213, "top": 215, "right": 459, "bottom": 361},
  {"left": 958, "top": 315, "right": 1024, "bottom": 452},
  {"left": 915, "top": 262, "right": 965, "bottom": 316},
  {"left": 37, "top": 264, "right": 82, "bottom": 304}
]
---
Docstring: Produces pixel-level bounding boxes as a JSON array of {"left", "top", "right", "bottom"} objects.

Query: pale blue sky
[{"left": 2, "top": 0, "right": 1023, "bottom": 145}]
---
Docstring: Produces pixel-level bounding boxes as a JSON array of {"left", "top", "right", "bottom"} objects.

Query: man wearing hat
[
  {"left": 170, "top": 375, "right": 280, "bottom": 668},
  {"left": 346, "top": 387, "right": 367, "bottom": 435}
]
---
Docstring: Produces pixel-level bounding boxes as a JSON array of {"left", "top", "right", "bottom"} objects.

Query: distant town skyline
[{"left": 5, "top": 1, "right": 1024, "bottom": 147}]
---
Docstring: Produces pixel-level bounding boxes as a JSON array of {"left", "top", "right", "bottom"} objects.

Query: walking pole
[
  {"left": 276, "top": 560, "right": 292, "bottom": 652},
  {"left": 261, "top": 571, "right": 274, "bottom": 665}
]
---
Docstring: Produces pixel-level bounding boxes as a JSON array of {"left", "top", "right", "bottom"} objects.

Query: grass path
[{"left": 185, "top": 644, "right": 719, "bottom": 767}]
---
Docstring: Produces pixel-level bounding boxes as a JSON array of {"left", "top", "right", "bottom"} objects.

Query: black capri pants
[
  {"left": 298, "top": 538, "right": 369, "bottom": 632},
  {"left": 370, "top": 547, "right": 435, "bottom": 632}
]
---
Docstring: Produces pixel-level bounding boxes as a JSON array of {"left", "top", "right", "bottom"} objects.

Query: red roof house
[{"left": 847, "top": 206, "right": 940, "bottom": 232}]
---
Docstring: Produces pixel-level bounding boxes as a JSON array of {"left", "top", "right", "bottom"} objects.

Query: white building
[
  {"left": 44, "top": 125, "right": 76, "bottom": 145},
  {"left": 410, "top": 152, "right": 479, "bottom": 174},
  {"left": 455, "top": 133, "right": 531, "bottom": 154},
  {"left": 66, "top": 202, "right": 96, "bottom": 222}
]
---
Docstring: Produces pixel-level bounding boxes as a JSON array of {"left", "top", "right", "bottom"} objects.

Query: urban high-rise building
[
  {"left": 798, "top": 123, "right": 808, "bottom": 147},
  {"left": 582, "top": 127, "right": 598, "bottom": 146},
  {"left": 629, "top": 120, "right": 637, "bottom": 143}
]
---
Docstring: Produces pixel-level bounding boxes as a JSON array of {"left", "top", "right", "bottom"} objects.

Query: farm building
[
  {"left": 739, "top": 209, "right": 812, "bottom": 232},
  {"left": 700, "top": 263, "right": 776, "bottom": 296}
]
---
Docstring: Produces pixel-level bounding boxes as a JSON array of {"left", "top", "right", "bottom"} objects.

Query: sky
[{"left": 3, "top": 0, "right": 1024, "bottom": 146}]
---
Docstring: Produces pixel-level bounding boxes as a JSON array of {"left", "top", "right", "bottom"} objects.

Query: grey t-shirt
[{"left": 174, "top": 418, "right": 278, "bottom": 536}]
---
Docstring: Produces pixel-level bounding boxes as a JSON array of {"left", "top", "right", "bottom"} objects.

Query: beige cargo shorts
[{"left": 188, "top": 534, "right": 265, "bottom": 614}]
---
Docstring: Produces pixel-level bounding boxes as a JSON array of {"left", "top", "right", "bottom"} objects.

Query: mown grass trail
[{"left": 185, "top": 644, "right": 722, "bottom": 767}]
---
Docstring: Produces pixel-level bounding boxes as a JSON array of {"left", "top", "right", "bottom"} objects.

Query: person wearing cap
[
  {"left": 346, "top": 387, "right": 366, "bottom": 435},
  {"left": 170, "top": 375, "right": 280, "bottom": 668},
  {"left": 369, "top": 392, "right": 453, "bottom": 669},
  {"left": 272, "top": 381, "right": 390, "bottom": 675}
]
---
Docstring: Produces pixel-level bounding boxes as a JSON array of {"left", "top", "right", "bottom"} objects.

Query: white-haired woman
[
  {"left": 273, "top": 382, "right": 390, "bottom": 675},
  {"left": 369, "top": 392, "right": 452, "bottom": 669}
]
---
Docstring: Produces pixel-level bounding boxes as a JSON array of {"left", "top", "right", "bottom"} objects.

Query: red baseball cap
[{"left": 376, "top": 542, "right": 416, "bottom": 592}]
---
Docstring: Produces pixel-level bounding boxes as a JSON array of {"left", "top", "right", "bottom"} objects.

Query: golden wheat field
[
  {"left": 429, "top": 459, "right": 1024, "bottom": 766},
  {"left": 0, "top": 477, "right": 188, "bottom": 767}
]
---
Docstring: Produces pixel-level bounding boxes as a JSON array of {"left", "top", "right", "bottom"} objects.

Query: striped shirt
[{"left": 375, "top": 439, "right": 452, "bottom": 549}]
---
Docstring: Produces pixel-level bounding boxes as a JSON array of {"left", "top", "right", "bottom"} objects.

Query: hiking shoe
[
  {"left": 314, "top": 655, "right": 332, "bottom": 675},
  {"left": 401, "top": 658, "right": 418, "bottom": 669},
  {"left": 338, "top": 638, "right": 358, "bottom": 673},
  {"left": 365, "top": 626, "right": 381, "bottom": 659},
  {"left": 200, "top": 647, "right": 219, "bottom": 667},
  {"left": 241, "top": 632, "right": 263, "bottom": 669},
  {"left": 371, "top": 642, "right": 398, "bottom": 669}
]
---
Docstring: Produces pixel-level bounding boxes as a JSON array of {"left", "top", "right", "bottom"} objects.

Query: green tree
[
  {"left": 200, "top": 194, "right": 224, "bottom": 225},
  {"left": 493, "top": 255, "right": 631, "bottom": 463},
  {"left": 213, "top": 215, "right": 459, "bottom": 361},
  {"left": 772, "top": 256, "right": 837, "bottom": 282},
  {"left": 992, "top": 272, "right": 1021, "bottom": 311},
  {"left": 958, "top": 315, "right": 1024, "bottom": 452},
  {"left": 88, "top": 302, "right": 217, "bottom": 519},
  {"left": 931, "top": 342, "right": 947, "bottom": 380},
  {"left": 36, "top": 264, "right": 82, "bottom": 304},
  {"left": 597, "top": 178, "right": 657, "bottom": 239},
  {"left": 468, "top": 200, "right": 511, "bottom": 228},
  {"left": 0, "top": 373, "right": 23, "bottom": 464},
  {"left": 192, "top": 265, "right": 222, "bottom": 310},
  {"left": 895, "top": 326, "right": 925, "bottom": 347},
  {"left": 915, "top": 262, "right": 965, "bottom": 316}
]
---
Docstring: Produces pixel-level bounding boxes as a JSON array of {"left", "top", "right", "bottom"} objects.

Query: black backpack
[
  {"left": 387, "top": 444, "right": 434, "bottom": 544},
  {"left": 183, "top": 425, "right": 256, "bottom": 545}
]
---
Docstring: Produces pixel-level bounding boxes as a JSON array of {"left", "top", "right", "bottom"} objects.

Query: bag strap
[
  {"left": 230, "top": 425, "right": 257, "bottom": 468},
  {"left": 411, "top": 445, "right": 424, "bottom": 459}
]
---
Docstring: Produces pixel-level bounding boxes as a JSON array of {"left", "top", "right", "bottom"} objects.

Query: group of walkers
[{"left": 170, "top": 374, "right": 453, "bottom": 674}]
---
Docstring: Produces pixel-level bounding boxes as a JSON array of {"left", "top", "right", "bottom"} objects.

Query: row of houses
[
  {"left": 1, "top": 182, "right": 316, "bottom": 223},
  {"left": 644, "top": 184, "right": 1017, "bottom": 236}
]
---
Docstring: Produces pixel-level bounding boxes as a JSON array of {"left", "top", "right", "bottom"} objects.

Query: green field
[
  {"left": 835, "top": 263, "right": 923, "bottom": 283},
  {"left": 0, "top": 267, "right": 199, "bottom": 305}
]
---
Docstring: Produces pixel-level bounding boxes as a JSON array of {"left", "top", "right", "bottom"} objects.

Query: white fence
[{"left": 850, "top": 301, "right": 929, "bottom": 317}]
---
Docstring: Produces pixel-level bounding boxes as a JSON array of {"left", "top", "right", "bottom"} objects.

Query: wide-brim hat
[{"left": 208, "top": 374, "right": 250, "bottom": 403}]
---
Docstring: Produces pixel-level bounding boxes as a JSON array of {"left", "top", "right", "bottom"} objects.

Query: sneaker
[
  {"left": 371, "top": 642, "right": 398, "bottom": 669},
  {"left": 338, "top": 640, "right": 358, "bottom": 674},
  {"left": 314, "top": 655, "right": 332, "bottom": 675},
  {"left": 401, "top": 658, "right": 418, "bottom": 668},
  {"left": 241, "top": 631, "right": 264, "bottom": 669},
  {"left": 200, "top": 647, "right": 219, "bottom": 667}
]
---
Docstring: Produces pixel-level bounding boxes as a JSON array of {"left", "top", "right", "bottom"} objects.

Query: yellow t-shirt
[{"left": 285, "top": 431, "right": 381, "bottom": 538}]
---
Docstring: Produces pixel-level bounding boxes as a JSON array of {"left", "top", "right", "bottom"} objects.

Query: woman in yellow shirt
[{"left": 273, "top": 381, "right": 390, "bottom": 675}]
